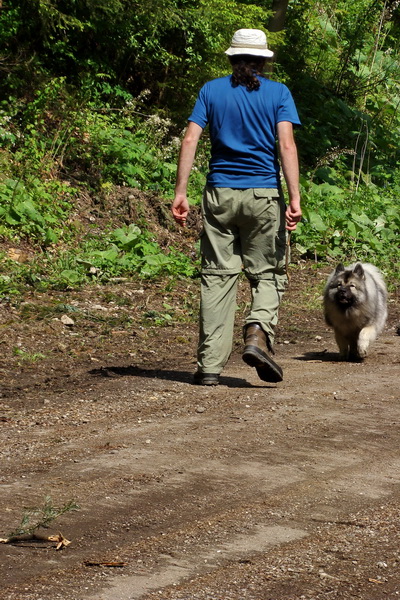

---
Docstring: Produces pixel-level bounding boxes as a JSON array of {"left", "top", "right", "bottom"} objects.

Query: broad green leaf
[
  {"left": 92, "top": 248, "right": 119, "bottom": 261},
  {"left": 17, "top": 200, "right": 45, "bottom": 225},
  {"left": 60, "top": 270, "right": 81, "bottom": 284},
  {"left": 352, "top": 212, "right": 373, "bottom": 227},
  {"left": 44, "top": 228, "right": 58, "bottom": 244},
  {"left": 144, "top": 254, "right": 170, "bottom": 266},
  {"left": 309, "top": 212, "right": 327, "bottom": 232},
  {"left": 347, "top": 222, "right": 357, "bottom": 237}
]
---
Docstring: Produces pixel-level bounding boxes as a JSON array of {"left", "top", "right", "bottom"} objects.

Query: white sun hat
[{"left": 225, "top": 28, "right": 274, "bottom": 58}]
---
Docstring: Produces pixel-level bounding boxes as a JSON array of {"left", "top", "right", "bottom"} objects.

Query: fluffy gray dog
[{"left": 323, "top": 262, "right": 387, "bottom": 361}]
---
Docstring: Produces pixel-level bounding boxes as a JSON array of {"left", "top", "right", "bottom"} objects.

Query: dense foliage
[{"left": 0, "top": 0, "right": 399, "bottom": 297}]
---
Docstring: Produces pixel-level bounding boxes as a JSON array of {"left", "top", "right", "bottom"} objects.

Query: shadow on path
[
  {"left": 294, "top": 350, "right": 340, "bottom": 362},
  {"left": 89, "top": 365, "right": 274, "bottom": 388}
]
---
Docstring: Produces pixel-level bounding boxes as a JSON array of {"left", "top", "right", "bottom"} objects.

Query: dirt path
[{"left": 0, "top": 272, "right": 399, "bottom": 600}]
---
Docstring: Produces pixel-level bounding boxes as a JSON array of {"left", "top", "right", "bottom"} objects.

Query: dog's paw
[{"left": 357, "top": 343, "right": 369, "bottom": 358}]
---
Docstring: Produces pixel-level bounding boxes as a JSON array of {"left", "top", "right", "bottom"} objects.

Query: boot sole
[{"left": 242, "top": 346, "right": 283, "bottom": 383}]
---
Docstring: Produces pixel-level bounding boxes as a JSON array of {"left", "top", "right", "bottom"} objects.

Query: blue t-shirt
[{"left": 189, "top": 75, "right": 301, "bottom": 188}]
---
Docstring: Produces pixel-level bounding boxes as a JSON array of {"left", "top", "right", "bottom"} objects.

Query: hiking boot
[
  {"left": 242, "top": 323, "right": 283, "bottom": 383},
  {"left": 193, "top": 371, "right": 220, "bottom": 386}
]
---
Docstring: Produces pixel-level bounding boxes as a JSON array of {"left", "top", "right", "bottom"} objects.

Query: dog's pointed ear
[
  {"left": 353, "top": 263, "right": 365, "bottom": 278},
  {"left": 335, "top": 263, "right": 345, "bottom": 274}
]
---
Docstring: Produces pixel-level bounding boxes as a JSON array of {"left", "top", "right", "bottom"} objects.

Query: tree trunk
[{"left": 268, "top": 0, "right": 289, "bottom": 32}]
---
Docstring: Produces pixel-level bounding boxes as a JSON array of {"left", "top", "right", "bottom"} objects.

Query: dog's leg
[
  {"left": 334, "top": 330, "right": 349, "bottom": 360},
  {"left": 348, "top": 338, "right": 362, "bottom": 361},
  {"left": 357, "top": 325, "right": 377, "bottom": 358}
]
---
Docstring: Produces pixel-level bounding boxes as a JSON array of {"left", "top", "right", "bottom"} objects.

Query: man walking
[{"left": 172, "top": 28, "right": 302, "bottom": 385}]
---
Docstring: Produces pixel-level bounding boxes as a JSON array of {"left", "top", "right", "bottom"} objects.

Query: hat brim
[{"left": 225, "top": 47, "right": 274, "bottom": 58}]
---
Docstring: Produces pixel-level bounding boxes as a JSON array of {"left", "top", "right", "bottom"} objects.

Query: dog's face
[{"left": 328, "top": 263, "right": 366, "bottom": 309}]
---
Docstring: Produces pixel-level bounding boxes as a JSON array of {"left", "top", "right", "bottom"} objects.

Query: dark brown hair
[{"left": 229, "top": 55, "right": 267, "bottom": 91}]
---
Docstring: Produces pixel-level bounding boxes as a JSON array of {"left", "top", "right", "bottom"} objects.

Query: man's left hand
[{"left": 285, "top": 203, "right": 302, "bottom": 231}]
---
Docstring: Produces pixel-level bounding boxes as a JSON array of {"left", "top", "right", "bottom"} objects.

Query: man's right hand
[
  {"left": 172, "top": 122, "right": 203, "bottom": 227},
  {"left": 171, "top": 194, "right": 190, "bottom": 227}
]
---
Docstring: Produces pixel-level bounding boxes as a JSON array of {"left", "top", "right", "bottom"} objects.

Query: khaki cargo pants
[{"left": 198, "top": 186, "right": 288, "bottom": 374}]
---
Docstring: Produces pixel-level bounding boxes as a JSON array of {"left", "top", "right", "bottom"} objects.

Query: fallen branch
[
  {"left": 0, "top": 531, "right": 71, "bottom": 550},
  {"left": 84, "top": 560, "right": 128, "bottom": 568}
]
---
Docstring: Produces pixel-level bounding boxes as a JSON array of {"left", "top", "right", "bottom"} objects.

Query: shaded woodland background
[{"left": 0, "top": 0, "right": 399, "bottom": 294}]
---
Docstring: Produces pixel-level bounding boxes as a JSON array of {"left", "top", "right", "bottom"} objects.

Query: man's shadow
[{"left": 88, "top": 365, "right": 273, "bottom": 388}]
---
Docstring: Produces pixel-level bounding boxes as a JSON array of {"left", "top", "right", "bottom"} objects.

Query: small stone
[
  {"left": 195, "top": 406, "right": 206, "bottom": 413},
  {"left": 61, "top": 314, "right": 74, "bottom": 326},
  {"left": 91, "top": 304, "right": 107, "bottom": 311}
]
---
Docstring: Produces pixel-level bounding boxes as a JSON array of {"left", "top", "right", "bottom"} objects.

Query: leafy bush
[
  {"left": 0, "top": 0, "right": 399, "bottom": 298},
  {"left": 94, "top": 129, "right": 177, "bottom": 193},
  {"left": 78, "top": 224, "right": 197, "bottom": 280},
  {"left": 293, "top": 179, "right": 400, "bottom": 275},
  {"left": 0, "top": 177, "right": 77, "bottom": 245},
  {"left": 0, "top": 223, "right": 198, "bottom": 299}
]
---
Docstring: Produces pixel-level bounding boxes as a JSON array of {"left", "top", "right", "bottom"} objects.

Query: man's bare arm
[
  {"left": 172, "top": 122, "right": 204, "bottom": 226},
  {"left": 277, "top": 121, "right": 302, "bottom": 231}
]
